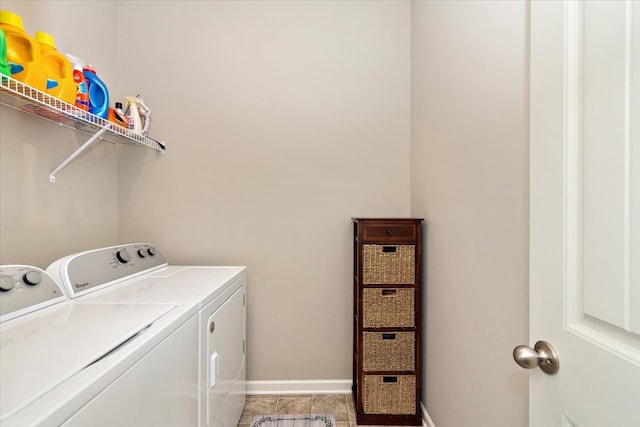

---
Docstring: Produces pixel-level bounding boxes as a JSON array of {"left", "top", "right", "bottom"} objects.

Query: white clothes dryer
[{"left": 46, "top": 243, "right": 247, "bottom": 427}]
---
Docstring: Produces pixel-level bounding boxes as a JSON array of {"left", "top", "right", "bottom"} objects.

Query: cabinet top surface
[{"left": 352, "top": 218, "right": 424, "bottom": 222}]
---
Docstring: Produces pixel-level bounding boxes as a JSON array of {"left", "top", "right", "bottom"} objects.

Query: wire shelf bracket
[{"left": 49, "top": 124, "right": 109, "bottom": 182}]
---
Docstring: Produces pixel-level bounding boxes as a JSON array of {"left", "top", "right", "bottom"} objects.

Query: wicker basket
[
  {"left": 363, "top": 375, "right": 416, "bottom": 415},
  {"left": 362, "top": 288, "right": 415, "bottom": 327},
  {"left": 362, "top": 331, "right": 415, "bottom": 371},
  {"left": 362, "top": 244, "right": 415, "bottom": 284}
]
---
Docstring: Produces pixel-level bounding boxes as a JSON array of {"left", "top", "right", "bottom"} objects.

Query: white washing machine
[
  {"left": 46, "top": 243, "right": 247, "bottom": 427},
  {"left": 0, "top": 264, "right": 180, "bottom": 427}
]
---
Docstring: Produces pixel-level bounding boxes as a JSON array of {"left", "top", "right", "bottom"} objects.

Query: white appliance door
[
  {"left": 61, "top": 315, "right": 199, "bottom": 427},
  {"left": 528, "top": 0, "right": 640, "bottom": 426},
  {"left": 207, "top": 287, "right": 245, "bottom": 427},
  {"left": 0, "top": 303, "right": 174, "bottom": 422}
]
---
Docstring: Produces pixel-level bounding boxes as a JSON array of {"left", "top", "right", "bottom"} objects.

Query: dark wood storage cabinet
[{"left": 352, "top": 218, "right": 423, "bottom": 426}]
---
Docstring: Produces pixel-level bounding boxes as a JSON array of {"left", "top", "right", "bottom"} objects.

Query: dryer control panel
[
  {"left": 0, "top": 265, "right": 66, "bottom": 323},
  {"left": 46, "top": 243, "right": 168, "bottom": 299}
]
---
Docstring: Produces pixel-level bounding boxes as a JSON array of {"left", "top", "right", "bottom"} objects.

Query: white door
[
  {"left": 527, "top": 1, "right": 640, "bottom": 426},
  {"left": 207, "top": 287, "right": 246, "bottom": 427}
]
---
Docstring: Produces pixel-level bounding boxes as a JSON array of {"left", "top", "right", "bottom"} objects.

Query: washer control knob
[
  {"left": 147, "top": 247, "right": 157, "bottom": 257},
  {"left": 116, "top": 249, "right": 132, "bottom": 264},
  {"left": 23, "top": 270, "right": 43, "bottom": 286},
  {"left": 137, "top": 249, "right": 147, "bottom": 258},
  {"left": 0, "top": 275, "right": 16, "bottom": 291}
]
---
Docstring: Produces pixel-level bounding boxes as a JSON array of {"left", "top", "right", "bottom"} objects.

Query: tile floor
[{"left": 238, "top": 394, "right": 357, "bottom": 427}]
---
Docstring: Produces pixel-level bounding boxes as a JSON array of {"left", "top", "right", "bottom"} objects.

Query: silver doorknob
[{"left": 512, "top": 340, "right": 559, "bottom": 375}]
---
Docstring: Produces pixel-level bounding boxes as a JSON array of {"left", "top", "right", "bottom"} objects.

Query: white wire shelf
[{"left": 0, "top": 75, "right": 165, "bottom": 182}]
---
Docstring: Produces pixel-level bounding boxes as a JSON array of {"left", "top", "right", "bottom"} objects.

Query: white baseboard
[
  {"left": 246, "top": 380, "right": 352, "bottom": 395},
  {"left": 247, "top": 380, "right": 435, "bottom": 427},
  {"left": 421, "top": 402, "right": 436, "bottom": 427}
]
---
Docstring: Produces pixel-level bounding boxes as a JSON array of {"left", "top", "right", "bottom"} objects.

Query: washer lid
[{"left": 0, "top": 302, "right": 175, "bottom": 420}]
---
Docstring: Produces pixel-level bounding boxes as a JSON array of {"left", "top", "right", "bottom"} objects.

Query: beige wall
[
  {"left": 115, "top": 0, "right": 411, "bottom": 382},
  {"left": 0, "top": 1, "right": 119, "bottom": 267},
  {"left": 410, "top": 1, "right": 529, "bottom": 426}
]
